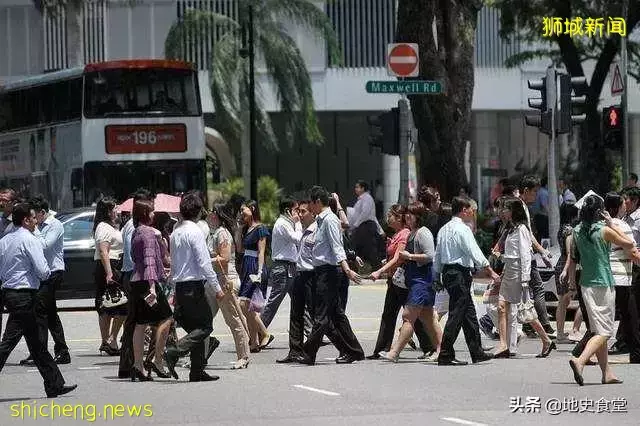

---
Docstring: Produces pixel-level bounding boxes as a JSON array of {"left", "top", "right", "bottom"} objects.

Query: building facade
[{"left": 1, "top": 0, "right": 639, "bottom": 209}]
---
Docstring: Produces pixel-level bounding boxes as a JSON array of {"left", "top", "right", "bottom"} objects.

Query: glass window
[
  {"left": 62, "top": 215, "right": 94, "bottom": 242},
  {"left": 84, "top": 68, "right": 201, "bottom": 118}
]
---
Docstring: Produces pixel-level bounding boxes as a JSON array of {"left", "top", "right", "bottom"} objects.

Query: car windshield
[{"left": 58, "top": 213, "right": 95, "bottom": 242}]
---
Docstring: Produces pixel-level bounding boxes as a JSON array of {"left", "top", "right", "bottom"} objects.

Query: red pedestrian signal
[
  {"left": 609, "top": 108, "right": 619, "bottom": 127},
  {"left": 603, "top": 106, "right": 622, "bottom": 131}
]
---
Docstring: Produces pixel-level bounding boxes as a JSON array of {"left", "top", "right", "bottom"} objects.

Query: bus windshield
[{"left": 83, "top": 68, "right": 200, "bottom": 118}]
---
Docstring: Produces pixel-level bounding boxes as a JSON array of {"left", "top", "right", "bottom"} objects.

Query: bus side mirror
[{"left": 71, "top": 168, "right": 82, "bottom": 190}]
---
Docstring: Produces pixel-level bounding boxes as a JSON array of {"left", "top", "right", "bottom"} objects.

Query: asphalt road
[{"left": 1, "top": 283, "right": 638, "bottom": 426}]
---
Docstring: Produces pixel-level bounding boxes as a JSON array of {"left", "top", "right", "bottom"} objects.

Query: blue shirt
[
  {"left": 121, "top": 218, "right": 135, "bottom": 272},
  {"left": 433, "top": 216, "right": 489, "bottom": 274},
  {"left": 0, "top": 227, "right": 51, "bottom": 290},
  {"left": 37, "top": 213, "right": 65, "bottom": 272},
  {"left": 312, "top": 208, "right": 346, "bottom": 267},
  {"left": 534, "top": 187, "right": 549, "bottom": 216}
]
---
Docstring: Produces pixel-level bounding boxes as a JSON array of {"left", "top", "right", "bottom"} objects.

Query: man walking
[
  {"left": 19, "top": 196, "right": 70, "bottom": 366},
  {"left": 261, "top": 196, "right": 302, "bottom": 328},
  {"left": 435, "top": 197, "right": 499, "bottom": 366},
  {"left": 298, "top": 186, "right": 365, "bottom": 365},
  {"left": 0, "top": 203, "right": 76, "bottom": 397},
  {"left": 347, "top": 180, "right": 385, "bottom": 269},
  {"left": 165, "top": 193, "right": 225, "bottom": 382},
  {"left": 277, "top": 198, "right": 316, "bottom": 363}
]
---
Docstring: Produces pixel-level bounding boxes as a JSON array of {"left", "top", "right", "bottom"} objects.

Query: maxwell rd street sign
[{"left": 365, "top": 80, "right": 443, "bottom": 94}]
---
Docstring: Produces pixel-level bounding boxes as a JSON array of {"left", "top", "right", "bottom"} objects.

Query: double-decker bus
[{"left": 0, "top": 60, "right": 208, "bottom": 209}]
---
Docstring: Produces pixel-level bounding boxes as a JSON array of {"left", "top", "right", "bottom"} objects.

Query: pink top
[{"left": 386, "top": 228, "right": 410, "bottom": 274}]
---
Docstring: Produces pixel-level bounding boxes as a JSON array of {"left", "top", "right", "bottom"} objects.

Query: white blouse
[{"left": 502, "top": 224, "right": 532, "bottom": 282}]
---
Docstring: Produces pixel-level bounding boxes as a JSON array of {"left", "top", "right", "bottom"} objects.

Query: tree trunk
[
  {"left": 65, "top": 1, "right": 83, "bottom": 67},
  {"left": 396, "top": 0, "right": 481, "bottom": 201}
]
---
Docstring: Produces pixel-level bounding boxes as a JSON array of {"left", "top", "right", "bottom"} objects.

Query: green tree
[
  {"left": 489, "top": 0, "right": 640, "bottom": 194},
  {"left": 164, "top": 0, "right": 340, "bottom": 151},
  {"left": 396, "top": 0, "right": 483, "bottom": 200}
]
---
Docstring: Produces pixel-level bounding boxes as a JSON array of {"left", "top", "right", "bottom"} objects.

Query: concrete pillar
[{"left": 382, "top": 154, "right": 400, "bottom": 212}]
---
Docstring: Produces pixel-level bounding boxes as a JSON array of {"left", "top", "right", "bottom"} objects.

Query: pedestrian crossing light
[
  {"left": 603, "top": 105, "right": 623, "bottom": 150},
  {"left": 557, "top": 74, "right": 587, "bottom": 134},
  {"left": 524, "top": 67, "right": 556, "bottom": 135}
]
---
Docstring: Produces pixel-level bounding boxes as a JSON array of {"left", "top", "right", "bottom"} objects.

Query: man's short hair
[
  {"left": 133, "top": 188, "right": 154, "bottom": 203},
  {"left": 180, "top": 193, "right": 204, "bottom": 222},
  {"left": 279, "top": 195, "right": 298, "bottom": 214},
  {"left": 451, "top": 196, "right": 472, "bottom": 215},
  {"left": 11, "top": 203, "right": 33, "bottom": 227},
  {"left": 29, "top": 195, "right": 50, "bottom": 213},
  {"left": 622, "top": 186, "right": 640, "bottom": 200},
  {"left": 309, "top": 186, "right": 330, "bottom": 206},
  {"left": 630, "top": 173, "right": 639, "bottom": 183},
  {"left": 518, "top": 175, "right": 541, "bottom": 193},
  {"left": 355, "top": 180, "right": 369, "bottom": 192}
]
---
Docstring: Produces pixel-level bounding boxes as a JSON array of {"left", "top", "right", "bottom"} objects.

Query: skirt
[
  {"left": 499, "top": 258, "right": 526, "bottom": 304},
  {"left": 238, "top": 255, "right": 268, "bottom": 300},
  {"left": 582, "top": 286, "right": 616, "bottom": 337},
  {"left": 404, "top": 262, "right": 435, "bottom": 308},
  {"left": 130, "top": 280, "right": 173, "bottom": 325},
  {"left": 94, "top": 260, "right": 128, "bottom": 316}
]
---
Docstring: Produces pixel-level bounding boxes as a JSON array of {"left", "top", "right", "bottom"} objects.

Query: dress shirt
[
  {"left": 0, "top": 227, "right": 51, "bottom": 290},
  {"left": 559, "top": 188, "right": 577, "bottom": 204},
  {"left": 296, "top": 221, "right": 317, "bottom": 271},
  {"left": 271, "top": 215, "right": 303, "bottom": 262},
  {"left": 502, "top": 224, "right": 532, "bottom": 282},
  {"left": 312, "top": 208, "right": 346, "bottom": 267},
  {"left": 170, "top": 220, "right": 221, "bottom": 293},
  {"left": 38, "top": 213, "right": 65, "bottom": 272},
  {"left": 624, "top": 207, "right": 640, "bottom": 247},
  {"left": 347, "top": 192, "right": 383, "bottom": 232},
  {"left": 433, "top": 216, "right": 489, "bottom": 274},
  {"left": 121, "top": 218, "right": 135, "bottom": 272}
]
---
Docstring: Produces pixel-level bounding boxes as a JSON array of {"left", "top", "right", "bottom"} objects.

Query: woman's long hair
[
  {"left": 505, "top": 197, "right": 528, "bottom": 233},
  {"left": 560, "top": 201, "right": 579, "bottom": 227},
  {"left": 579, "top": 195, "right": 605, "bottom": 239},
  {"left": 213, "top": 203, "right": 235, "bottom": 233},
  {"left": 93, "top": 197, "right": 117, "bottom": 233}
]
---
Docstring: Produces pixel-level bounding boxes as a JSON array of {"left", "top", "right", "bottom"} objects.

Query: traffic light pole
[
  {"left": 398, "top": 94, "right": 410, "bottom": 205},
  {"left": 622, "top": 0, "right": 631, "bottom": 180},
  {"left": 548, "top": 67, "right": 559, "bottom": 248}
]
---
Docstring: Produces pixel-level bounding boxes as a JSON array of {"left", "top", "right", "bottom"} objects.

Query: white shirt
[
  {"left": 0, "top": 227, "right": 51, "bottom": 290},
  {"left": 37, "top": 213, "right": 65, "bottom": 272},
  {"left": 433, "top": 216, "right": 489, "bottom": 274},
  {"left": 347, "top": 192, "right": 383, "bottom": 233},
  {"left": 120, "top": 218, "right": 135, "bottom": 272},
  {"left": 271, "top": 215, "right": 302, "bottom": 262},
  {"left": 296, "top": 221, "right": 317, "bottom": 272},
  {"left": 93, "top": 222, "right": 123, "bottom": 260},
  {"left": 502, "top": 224, "right": 532, "bottom": 282},
  {"left": 170, "top": 220, "right": 221, "bottom": 293},
  {"left": 610, "top": 218, "right": 634, "bottom": 286}
]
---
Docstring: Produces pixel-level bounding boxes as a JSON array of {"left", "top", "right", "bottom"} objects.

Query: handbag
[
  {"left": 249, "top": 288, "right": 265, "bottom": 313},
  {"left": 391, "top": 267, "right": 407, "bottom": 289},
  {"left": 516, "top": 286, "right": 537, "bottom": 324},
  {"left": 101, "top": 282, "right": 128, "bottom": 310}
]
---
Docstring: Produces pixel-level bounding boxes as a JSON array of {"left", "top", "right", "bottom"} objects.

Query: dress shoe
[
  {"left": 259, "top": 334, "right": 275, "bottom": 350},
  {"left": 189, "top": 372, "right": 220, "bottom": 382},
  {"left": 335, "top": 354, "right": 364, "bottom": 364},
  {"left": 46, "top": 384, "right": 78, "bottom": 398},
  {"left": 543, "top": 324, "right": 556, "bottom": 336},
  {"left": 19, "top": 356, "right": 35, "bottom": 366},
  {"left": 472, "top": 352, "right": 494, "bottom": 364},
  {"left": 365, "top": 353, "right": 381, "bottom": 360},
  {"left": 163, "top": 350, "right": 180, "bottom": 380},
  {"left": 131, "top": 367, "right": 153, "bottom": 382},
  {"left": 569, "top": 359, "right": 584, "bottom": 386},
  {"left": 494, "top": 349, "right": 510, "bottom": 359},
  {"left": 54, "top": 352, "right": 71, "bottom": 365},
  {"left": 294, "top": 355, "right": 315, "bottom": 365},
  {"left": 438, "top": 358, "right": 468, "bottom": 366},
  {"left": 276, "top": 355, "right": 299, "bottom": 364}
]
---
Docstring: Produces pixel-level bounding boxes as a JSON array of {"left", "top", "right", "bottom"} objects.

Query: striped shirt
[{"left": 610, "top": 218, "right": 634, "bottom": 287}]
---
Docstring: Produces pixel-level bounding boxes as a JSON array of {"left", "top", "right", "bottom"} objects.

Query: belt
[
  {"left": 244, "top": 249, "right": 258, "bottom": 258},
  {"left": 442, "top": 264, "right": 471, "bottom": 271},
  {"left": 273, "top": 259, "right": 296, "bottom": 265}
]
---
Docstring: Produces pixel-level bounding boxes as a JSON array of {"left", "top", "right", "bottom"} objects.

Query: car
[
  {"left": 55, "top": 208, "right": 96, "bottom": 300},
  {"left": 538, "top": 245, "right": 579, "bottom": 318}
]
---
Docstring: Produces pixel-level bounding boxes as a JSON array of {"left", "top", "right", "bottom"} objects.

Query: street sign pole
[{"left": 398, "top": 90, "right": 410, "bottom": 205}]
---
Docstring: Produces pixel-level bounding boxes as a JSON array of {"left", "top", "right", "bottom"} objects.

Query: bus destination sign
[{"left": 105, "top": 124, "right": 187, "bottom": 154}]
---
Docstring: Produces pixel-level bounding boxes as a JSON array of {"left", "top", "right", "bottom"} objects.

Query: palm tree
[{"left": 164, "top": 0, "right": 341, "bottom": 152}]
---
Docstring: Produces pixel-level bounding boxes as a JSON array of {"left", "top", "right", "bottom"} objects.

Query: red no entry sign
[{"left": 387, "top": 43, "right": 419, "bottom": 77}]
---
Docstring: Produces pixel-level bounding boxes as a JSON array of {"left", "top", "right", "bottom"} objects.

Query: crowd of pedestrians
[{"left": 2, "top": 174, "right": 640, "bottom": 396}]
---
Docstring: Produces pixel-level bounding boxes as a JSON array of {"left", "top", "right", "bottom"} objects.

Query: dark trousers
[
  {"left": 352, "top": 221, "right": 384, "bottom": 270},
  {"left": 35, "top": 271, "right": 68, "bottom": 355},
  {"left": 438, "top": 265, "right": 483, "bottom": 362},
  {"left": 572, "top": 284, "right": 595, "bottom": 357},
  {"left": 372, "top": 280, "right": 434, "bottom": 354},
  {"left": 337, "top": 269, "right": 349, "bottom": 313},
  {"left": 615, "top": 285, "right": 640, "bottom": 362},
  {"left": 303, "top": 265, "right": 364, "bottom": 361},
  {"left": 288, "top": 271, "right": 315, "bottom": 357},
  {"left": 118, "top": 271, "right": 134, "bottom": 375},
  {"left": 528, "top": 261, "right": 549, "bottom": 327},
  {"left": 168, "top": 281, "right": 213, "bottom": 376},
  {"left": 0, "top": 289, "right": 65, "bottom": 394}
]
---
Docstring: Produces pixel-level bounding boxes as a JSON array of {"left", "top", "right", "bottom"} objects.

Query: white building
[{"left": 1, "top": 0, "right": 638, "bottom": 209}]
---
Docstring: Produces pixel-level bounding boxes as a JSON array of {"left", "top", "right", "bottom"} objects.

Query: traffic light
[
  {"left": 524, "top": 67, "right": 556, "bottom": 135},
  {"left": 557, "top": 74, "right": 587, "bottom": 134},
  {"left": 603, "top": 105, "right": 623, "bottom": 150},
  {"left": 367, "top": 108, "right": 399, "bottom": 155}
]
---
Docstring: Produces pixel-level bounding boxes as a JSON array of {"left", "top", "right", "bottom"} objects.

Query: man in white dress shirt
[
  {"left": 165, "top": 193, "right": 224, "bottom": 382},
  {"left": 0, "top": 203, "right": 76, "bottom": 397},
  {"left": 347, "top": 180, "right": 384, "bottom": 269},
  {"left": 261, "top": 196, "right": 302, "bottom": 328}
]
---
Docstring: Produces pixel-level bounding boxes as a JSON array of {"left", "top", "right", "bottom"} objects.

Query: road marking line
[
  {"left": 73, "top": 349, "right": 91, "bottom": 352},
  {"left": 78, "top": 367, "right": 101, "bottom": 370},
  {"left": 441, "top": 417, "right": 488, "bottom": 426},
  {"left": 293, "top": 385, "right": 340, "bottom": 396},
  {"left": 27, "top": 369, "right": 39, "bottom": 373}
]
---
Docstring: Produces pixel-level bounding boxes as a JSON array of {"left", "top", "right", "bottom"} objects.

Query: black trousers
[
  {"left": 35, "top": 271, "right": 69, "bottom": 355},
  {"left": 118, "top": 271, "right": 135, "bottom": 375},
  {"left": 372, "top": 280, "right": 434, "bottom": 355},
  {"left": 352, "top": 221, "right": 384, "bottom": 270},
  {"left": 337, "top": 269, "right": 349, "bottom": 313},
  {"left": 303, "top": 265, "right": 364, "bottom": 361},
  {"left": 288, "top": 270, "right": 315, "bottom": 357},
  {"left": 438, "top": 265, "right": 483, "bottom": 362},
  {"left": 614, "top": 285, "right": 640, "bottom": 362},
  {"left": 0, "top": 289, "right": 65, "bottom": 394},
  {"left": 167, "top": 281, "right": 213, "bottom": 376}
]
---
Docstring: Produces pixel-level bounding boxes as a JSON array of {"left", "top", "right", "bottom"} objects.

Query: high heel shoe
[
  {"left": 494, "top": 349, "right": 511, "bottom": 359},
  {"left": 232, "top": 358, "right": 250, "bottom": 370},
  {"left": 250, "top": 346, "right": 261, "bottom": 353},
  {"left": 99, "top": 343, "right": 120, "bottom": 356},
  {"left": 144, "top": 361, "right": 172, "bottom": 379},
  {"left": 536, "top": 341, "right": 556, "bottom": 358},
  {"left": 131, "top": 367, "right": 153, "bottom": 382}
]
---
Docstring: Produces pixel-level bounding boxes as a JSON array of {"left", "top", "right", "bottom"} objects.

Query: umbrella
[{"left": 117, "top": 193, "right": 182, "bottom": 213}]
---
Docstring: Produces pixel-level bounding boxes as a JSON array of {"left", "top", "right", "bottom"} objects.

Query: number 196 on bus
[{"left": 133, "top": 130, "right": 157, "bottom": 145}]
